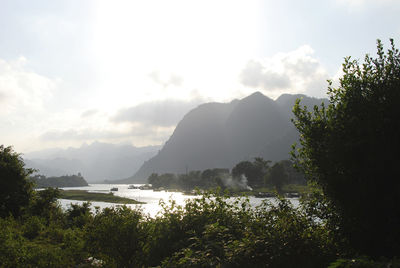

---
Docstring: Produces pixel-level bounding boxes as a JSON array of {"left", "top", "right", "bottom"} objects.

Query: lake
[{"left": 59, "top": 184, "right": 299, "bottom": 217}]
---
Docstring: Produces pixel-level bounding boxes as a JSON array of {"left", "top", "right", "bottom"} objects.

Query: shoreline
[{"left": 59, "top": 189, "right": 145, "bottom": 204}]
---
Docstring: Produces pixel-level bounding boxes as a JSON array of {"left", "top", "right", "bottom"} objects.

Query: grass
[{"left": 59, "top": 190, "right": 145, "bottom": 204}]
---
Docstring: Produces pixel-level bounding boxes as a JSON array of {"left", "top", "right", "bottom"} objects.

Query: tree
[
  {"left": 232, "top": 158, "right": 270, "bottom": 188},
  {"left": 265, "top": 162, "right": 288, "bottom": 193},
  {"left": 29, "top": 187, "right": 61, "bottom": 222},
  {"left": 253, "top": 157, "right": 271, "bottom": 176},
  {"left": 0, "top": 145, "right": 34, "bottom": 217},
  {"left": 232, "top": 161, "right": 253, "bottom": 178},
  {"left": 292, "top": 39, "right": 400, "bottom": 257}
]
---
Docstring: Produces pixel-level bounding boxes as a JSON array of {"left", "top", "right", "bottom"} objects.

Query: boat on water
[
  {"left": 254, "top": 192, "right": 275, "bottom": 198},
  {"left": 110, "top": 187, "right": 118, "bottom": 191},
  {"left": 128, "top": 185, "right": 139, "bottom": 189},
  {"left": 139, "top": 184, "right": 152, "bottom": 190}
]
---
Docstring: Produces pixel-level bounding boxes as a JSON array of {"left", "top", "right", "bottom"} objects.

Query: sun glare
[{"left": 91, "top": 0, "right": 262, "bottom": 107}]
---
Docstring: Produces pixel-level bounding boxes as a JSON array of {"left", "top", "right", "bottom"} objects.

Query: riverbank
[
  {"left": 154, "top": 183, "right": 311, "bottom": 198},
  {"left": 59, "top": 189, "right": 145, "bottom": 204}
]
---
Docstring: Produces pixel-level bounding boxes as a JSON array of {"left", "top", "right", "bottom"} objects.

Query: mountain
[
  {"left": 130, "top": 92, "right": 325, "bottom": 182},
  {"left": 24, "top": 142, "right": 161, "bottom": 182}
]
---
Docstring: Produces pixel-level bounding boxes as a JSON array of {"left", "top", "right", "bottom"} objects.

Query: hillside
[{"left": 130, "top": 92, "right": 325, "bottom": 182}]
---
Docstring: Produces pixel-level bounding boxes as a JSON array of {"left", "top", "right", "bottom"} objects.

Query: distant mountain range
[
  {"left": 24, "top": 142, "right": 161, "bottom": 182},
  {"left": 25, "top": 92, "right": 325, "bottom": 184},
  {"left": 128, "top": 92, "right": 325, "bottom": 182}
]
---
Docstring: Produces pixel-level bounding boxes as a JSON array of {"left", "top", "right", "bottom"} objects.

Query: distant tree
[
  {"left": 232, "top": 158, "right": 270, "bottom": 188},
  {"left": 232, "top": 161, "right": 252, "bottom": 178},
  {"left": 148, "top": 173, "right": 177, "bottom": 188},
  {"left": 31, "top": 174, "right": 88, "bottom": 188},
  {"left": 254, "top": 157, "right": 271, "bottom": 185},
  {"left": 265, "top": 162, "right": 288, "bottom": 193},
  {"left": 279, "top": 160, "right": 306, "bottom": 185},
  {"left": 148, "top": 173, "right": 161, "bottom": 188},
  {"left": 292, "top": 39, "right": 400, "bottom": 257},
  {"left": 253, "top": 157, "right": 271, "bottom": 171},
  {"left": 178, "top": 171, "right": 202, "bottom": 190},
  {"left": 201, "top": 168, "right": 230, "bottom": 189},
  {"left": 0, "top": 145, "right": 34, "bottom": 218}
]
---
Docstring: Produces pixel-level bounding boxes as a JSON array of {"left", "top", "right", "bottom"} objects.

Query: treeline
[
  {"left": 31, "top": 174, "right": 88, "bottom": 188},
  {"left": 148, "top": 158, "right": 305, "bottom": 192}
]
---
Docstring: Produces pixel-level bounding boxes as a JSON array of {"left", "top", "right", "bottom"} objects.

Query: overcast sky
[{"left": 0, "top": 0, "right": 399, "bottom": 153}]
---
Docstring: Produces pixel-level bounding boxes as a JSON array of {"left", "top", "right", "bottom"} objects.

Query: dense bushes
[
  {"left": 0, "top": 179, "right": 398, "bottom": 267},
  {"left": 0, "top": 188, "right": 345, "bottom": 267}
]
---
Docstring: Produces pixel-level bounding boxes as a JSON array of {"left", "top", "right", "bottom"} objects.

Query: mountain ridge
[
  {"left": 24, "top": 142, "right": 161, "bottom": 182},
  {"left": 130, "top": 92, "right": 326, "bottom": 182}
]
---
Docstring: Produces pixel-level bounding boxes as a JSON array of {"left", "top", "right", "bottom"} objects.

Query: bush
[{"left": 85, "top": 206, "right": 147, "bottom": 267}]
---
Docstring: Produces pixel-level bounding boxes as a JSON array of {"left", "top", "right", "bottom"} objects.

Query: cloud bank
[
  {"left": 0, "top": 57, "right": 57, "bottom": 115},
  {"left": 239, "top": 45, "right": 329, "bottom": 98},
  {"left": 113, "top": 98, "right": 204, "bottom": 127}
]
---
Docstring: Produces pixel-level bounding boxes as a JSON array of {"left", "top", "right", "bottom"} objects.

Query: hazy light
[{"left": 91, "top": 0, "right": 262, "bottom": 108}]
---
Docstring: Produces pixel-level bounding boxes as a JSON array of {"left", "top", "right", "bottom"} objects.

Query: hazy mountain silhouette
[
  {"left": 130, "top": 92, "right": 325, "bottom": 182},
  {"left": 24, "top": 142, "right": 161, "bottom": 182}
]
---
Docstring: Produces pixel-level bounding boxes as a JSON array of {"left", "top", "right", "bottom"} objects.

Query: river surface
[{"left": 59, "top": 184, "right": 299, "bottom": 217}]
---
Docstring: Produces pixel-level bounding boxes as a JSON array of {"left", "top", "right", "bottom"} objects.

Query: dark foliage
[
  {"left": 0, "top": 145, "right": 34, "bottom": 218},
  {"left": 265, "top": 162, "right": 288, "bottom": 193},
  {"left": 292, "top": 39, "right": 400, "bottom": 257},
  {"left": 31, "top": 174, "right": 88, "bottom": 188}
]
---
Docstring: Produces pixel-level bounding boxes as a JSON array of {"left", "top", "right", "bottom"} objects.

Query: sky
[{"left": 0, "top": 0, "right": 399, "bottom": 153}]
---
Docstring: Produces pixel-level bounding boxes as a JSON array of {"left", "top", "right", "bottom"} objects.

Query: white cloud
[
  {"left": 39, "top": 124, "right": 174, "bottom": 147},
  {"left": 239, "top": 45, "right": 330, "bottom": 98},
  {"left": 113, "top": 98, "right": 204, "bottom": 127},
  {"left": 240, "top": 60, "right": 291, "bottom": 91},
  {"left": 81, "top": 109, "right": 98, "bottom": 118},
  {"left": 40, "top": 128, "right": 132, "bottom": 141},
  {"left": 148, "top": 71, "right": 183, "bottom": 88},
  {"left": 0, "top": 56, "right": 58, "bottom": 115},
  {"left": 335, "top": 0, "right": 399, "bottom": 9}
]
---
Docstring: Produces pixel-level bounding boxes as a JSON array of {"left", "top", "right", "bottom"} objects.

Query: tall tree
[
  {"left": 0, "top": 145, "right": 34, "bottom": 217},
  {"left": 232, "top": 159, "right": 269, "bottom": 188},
  {"left": 292, "top": 39, "right": 400, "bottom": 257},
  {"left": 265, "top": 162, "right": 288, "bottom": 193}
]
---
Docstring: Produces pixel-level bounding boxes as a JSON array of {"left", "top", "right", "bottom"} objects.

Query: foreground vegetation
[
  {"left": 1, "top": 39, "right": 399, "bottom": 267},
  {"left": 1, "top": 187, "right": 399, "bottom": 267},
  {"left": 292, "top": 39, "right": 400, "bottom": 258},
  {"left": 59, "top": 189, "right": 145, "bottom": 204}
]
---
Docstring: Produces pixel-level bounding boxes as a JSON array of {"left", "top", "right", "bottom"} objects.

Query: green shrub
[
  {"left": 22, "top": 216, "right": 44, "bottom": 239},
  {"left": 85, "top": 206, "right": 147, "bottom": 267}
]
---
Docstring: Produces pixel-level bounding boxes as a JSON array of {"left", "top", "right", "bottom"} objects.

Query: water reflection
[{"left": 58, "top": 184, "right": 299, "bottom": 218}]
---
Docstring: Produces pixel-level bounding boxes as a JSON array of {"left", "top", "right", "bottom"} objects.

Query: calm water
[{"left": 59, "top": 184, "right": 299, "bottom": 217}]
